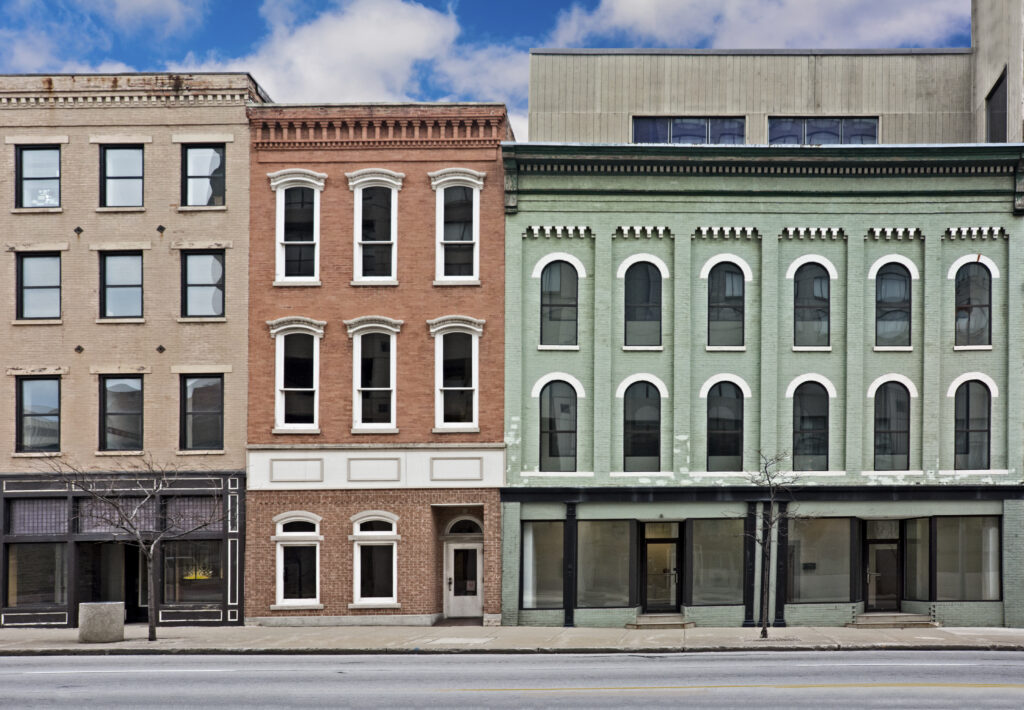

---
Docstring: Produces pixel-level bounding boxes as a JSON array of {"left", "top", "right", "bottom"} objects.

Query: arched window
[
  {"left": 793, "top": 382, "right": 828, "bottom": 470},
  {"left": 955, "top": 263, "right": 991, "bottom": 346},
  {"left": 269, "top": 317, "right": 326, "bottom": 432},
  {"left": 269, "top": 169, "right": 326, "bottom": 284},
  {"left": 273, "top": 512, "right": 323, "bottom": 607},
  {"left": 429, "top": 168, "right": 484, "bottom": 283},
  {"left": 874, "top": 382, "right": 910, "bottom": 471},
  {"left": 708, "top": 262, "right": 744, "bottom": 346},
  {"left": 707, "top": 382, "right": 743, "bottom": 471},
  {"left": 540, "top": 261, "right": 578, "bottom": 346},
  {"left": 540, "top": 381, "right": 576, "bottom": 472},
  {"left": 794, "top": 263, "right": 829, "bottom": 347},
  {"left": 876, "top": 263, "right": 911, "bottom": 347},
  {"left": 345, "top": 316, "right": 403, "bottom": 432},
  {"left": 624, "top": 262, "right": 661, "bottom": 346},
  {"left": 955, "top": 380, "right": 990, "bottom": 470},
  {"left": 351, "top": 511, "right": 400, "bottom": 605},
  {"left": 623, "top": 381, "right": 660, "bottom": 472}
]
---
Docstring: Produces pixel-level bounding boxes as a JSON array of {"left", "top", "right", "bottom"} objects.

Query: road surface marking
[{"left": 448, "top": 682, "right": 1024, "bottom": 693}]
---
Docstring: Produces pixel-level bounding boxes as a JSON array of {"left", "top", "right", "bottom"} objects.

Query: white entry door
[{"left": 444, "top": 542, "right": 483, "bottom": 618}]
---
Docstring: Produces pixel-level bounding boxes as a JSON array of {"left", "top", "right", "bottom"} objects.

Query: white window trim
[
  {"left": 784, "top": 254, "right": 839, "bottom": 280},
  {"left": 428, "top": 315, "right": 485, "bottom": 430},
  {"left": 347, "top": 169, "right": 404, "bottom": 284},
  {"left": 698, "top": 373, "right": 753, "bottom": 399},
  {"left": 345, "top": 316, "right": 403, "bottom": 432},
  {"left": 784, "top": 373, "right": 838, "bottom": 399},
  {"left": 867, "top": 254, "right": 920, "bottom": 280},
  {"left": 866, "top": 373, "right": 919, "bottom": 399},
  {"left": 946, "top": 254, "right": 1000, "bottom": 280},
  {"left": 268, "top": 317, "right": 326, "bottom": 432},
  {"left": 946, "top": 372, "right": 999, "bottom": 398},
  {"left": 698, "top": 253, "right": 753, "bottom": 282},
  {"left": 272, "top": 511, "right": 323, "bottom": 608},
  {"left": 429, "top": 168, "right": 485, "bottom": 283},
  {"left": 350, "top": 511, "right": 400, "bottom": 606},
  {"left": 269, "top": 169, "right": 327, "bottom": 285}
]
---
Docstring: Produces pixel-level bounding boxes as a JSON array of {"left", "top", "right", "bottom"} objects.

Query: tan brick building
[
  {"left": 245, "top": 105, "right": 509, "bottom": 625},
  {"left": 0, "top": 73, "right": 266, "bottom": 627}
]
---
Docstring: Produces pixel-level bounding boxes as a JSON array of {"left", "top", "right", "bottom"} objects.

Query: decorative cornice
[
  {"left": 426, "top": 315, "right": 486, "bottom": 337},
  {"left": 268, "top": 168, "right": 328, "bottom": 192},
  {"left": 267, "top": 316, "right": 326, "bottom": 339},
  {"left": 0, "top": 93, "right": 251, "bottom": 109},
  {"left": 343, "top": 315, "right": 404, "bottom": 338},
  {"left": 693, "top": 227, "right": 759, "bottom": 240},
  {"left": 614, "top": 226, "right": 672, "bottom": 239},
  {"left": 524, "top": 225, "right": 593, "bottom": 240},
  {"left": 515, "top": 159, "right": 1016, "bottom": 177},
  {"left": 252, "top": 115, "right": 507, "bottom": 151},
  {"left": 781, "top": 227, "right": 845, "bottom": 240},
  {"left": 866, "top": 227, "right": 922, "bottom": 241},
  {"left": 944, "top": 227, "right": 1007, "bottom": 240},
  {"left": 428, "top": 167, "right": 486, "bottom": 191},
  {"left": 346, "top": 168, "right": 405, "bottom": 191}
]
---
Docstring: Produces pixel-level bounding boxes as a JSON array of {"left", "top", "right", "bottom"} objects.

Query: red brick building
[{"left": 245, "top": 105, "right": 509, "bottom": 625}]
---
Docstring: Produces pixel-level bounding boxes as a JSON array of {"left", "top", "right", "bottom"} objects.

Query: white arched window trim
[
  {"left": 269, "top": 168, "right": 327, "bottom": 286},
  {"left": 866, "top": 373, "right": 919, "bottom": 398},
  {"left": 444, "top": 516, "right": 484, "bottom": 536},
  {"left": 698, "top": 374, "right": 753, "bottom": 399},
  {"left": 698, "top": 254, "right": 753, "bottom": 282},
  {"left": 784, "top": 373, "right": 838, "bottom": 399},
  {"left": 946, "top": 372, "right": 999, "bottom": 398},
  {"left": 616, "top": 253, "right": 670, "bottom": 279},
  {"left": 615, "top": 373, "right": 669, "bottom": 398},
  {"left": 349, "top": 510, "right": 400, "bottom": 607},
  {"left": 430, "top": 167, "right": 485, "bottom": 283},
  {"left": 785, "top": 255, "right": 839, "bottom": 280},
  {"left": 271, "top": 510, "right": 323, "bottom": 608},
  {"left": 347, "top": 168, "right": 404, "bottom": 285},
  {"left": 867, "top": 255, "right": 920, "bottom": 280},
  {"left": 946, "top": 254, "right": 1000, "bottom": 280},
  {"left": 268, "top": 317, "right": 326, "bottom": 433},
  {"left": 530, "top": 372, "right": 586, "bottom": 399},
  {"left": 532, "top": 252, "right": 587, "bottom": 279}
]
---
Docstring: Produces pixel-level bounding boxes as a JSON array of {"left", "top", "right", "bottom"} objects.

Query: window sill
[
  {"left": 351, "top": 279, "right": 399, "bottom": 287},
  {"left": 12, "top": 451, "right": 61, "bottom": 458},
  {"left": 95, "top": 450, "right": 144, "bottom": 457},
  {"left": 792, "top": 346, "right": 831, "bottom": 352},
  {"left": 176, "top": 450, "right": 226, "bottom": 456},
  {"left": 272, "top": 427, "right": 321, "bottom": 435},
  {"left": 622, "top": 345, "right": 663, "bottom": 351},
  {"left": 96, "top": 318, "right": 145, "bottom": 324},
  {"left": 177, "top": 316, "right": 227, "bottom": 323},
  {"left": 706, "top": 345, "right": 745, "bottom": 352},
  {"left": 11, "top": 207, "right": 62, "bottom": 214},
  {"left": 348, "top": 602, "right": 401, "bottom": 610},
  {"left": 11, "top": 319, "right": 62, "bottom": 325},
  {"left": 273, "top": 279, "right": 321, "bottom": 287},
  {"left": 874, "top": 346, "right": 913, "bottom": 352},
  {"left": 538, "top": 345, "right": 579, "bottom": 351},
  {"left": 178, "top": 205, "right": 227, "bottom": 212},
  {"left": 271, "top": 603, "right": 324, "bottom": 611},
  {"left": 432, "top": 426, "right": 480, "bottom": 434},
  {"left": 433, "top": 279, "right": 480, "bottom": 287},
  {"left": 96, "top": 206, "right": 145, "bottom": 213},
  {"left": 953, "top": 345, "right": 993, "bottom": 351},
  {"left": 351, "top": 427, "right": 399, "bottom": 435}
]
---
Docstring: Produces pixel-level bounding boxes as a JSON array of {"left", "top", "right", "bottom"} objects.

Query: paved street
[{"left": 2, "top": 651, "right": 1023, "bottom": 709}]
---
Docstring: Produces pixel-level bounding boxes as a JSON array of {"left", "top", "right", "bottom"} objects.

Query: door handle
[{"left": 447, "top": 577, "right": 453, "bottom": 591}]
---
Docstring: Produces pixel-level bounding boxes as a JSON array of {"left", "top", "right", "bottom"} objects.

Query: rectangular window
[
  {"left": 275, "top": 329, "right": 319, "bottom": 430},
  {"left": 356, "top": 332, "right": 393, "bottom": 428},
  {"left": 17, "top": 253, "right": 60, "bottom": 320},
  {"left": 283, "top": 187, "right": 315, "bottom": 277},
  {"left": 936, "top": 516, "right": 1000, "bottom": 601},
  {"left": 633, "top": 117, "right": 745, "bottom": 144},
  {"left": 358, "top": 186, "right": 394, "bottom": 279},
  {"left": 357, "top": 544, "right": 394, "bottom": 600},
  {"left": 522, "top": 521, "right": 563, "bottom": 609},
  {"left": 769, "top": 117, "right": 877, "bottom": 145},
  {"left": 16, "top": 377, "right": 60, "bottom": 452},
  {"left": 986, "top": 70, "right": 1007, "bottom": 143},
  {"left": 690, "top": 518, "right": 744, "bottom": 605},
  {"left": 100, "top": 252, "right": 143, "bottom": 318},
  {"left": 904, "top": 518, "right": 930, "bottom": 601},
  {"left": 182, "top": 251, "right": 225, "bottom": 317},
  {"left": 100, "top": 376, "right": 143, "bottom": 451},
  {"left": 436, "top": 331, "right": 478, "bottom": 428},
  {"left": 162, "top": 539, "right": 223, "bottom": 603},
  {"left": 576, "top": 520, "right": 631, "bottom": 607},
  {"left": 441, "top": 186, "right": 475, "bottom": 277},
  {"left": 180, "top": 375, "right": 224, "bottom": 450},
  {"left": 182, "top": 145, "right": 225, "bottom": 206},
  {"left": 16, "top": 146, "right": 60, "bottom": 207},
  {"left": 787, "top": 518, "right": 851, "bottom": 603},
  {"left": 6, "top": 542, "right": 66, "bottom": 607},
  {"left": 283, "top": 546, "right": 317, "bottom": 601},
  {"left": 100, "top": 145, "right": 143, "bottom": 207},
  {"left": 7, "top": 499, "right": 68, "bottom": 535}
]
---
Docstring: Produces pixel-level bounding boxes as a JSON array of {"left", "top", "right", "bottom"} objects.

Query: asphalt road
[{"left": 2, "top": 651, "right": 1023, "bottom": 708}]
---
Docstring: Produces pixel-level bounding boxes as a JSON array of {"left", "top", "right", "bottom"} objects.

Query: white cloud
[{"left": 76, "top": 0, "right": 209, "bottom": 37}]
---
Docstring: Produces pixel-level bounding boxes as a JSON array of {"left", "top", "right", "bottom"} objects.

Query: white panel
[
  {"left": 430, "top": 457, "right": 483, "bottom": 481},
  {"left": 348, "top": 458, "right": 402, "bottom": 482},
  {"left": 270, "top": 458, "right": 324, "bottom": 482}
]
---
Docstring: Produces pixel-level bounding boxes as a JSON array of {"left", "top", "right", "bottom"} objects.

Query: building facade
[
  {"left": 245, "top": 104, "right": 510, "bottom": 625},
  {"left": 0, "top": 73, "right": 263, "bottom": 627}
]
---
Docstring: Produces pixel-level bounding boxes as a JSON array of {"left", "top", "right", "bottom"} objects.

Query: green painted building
[{"left": 501, "top": 142, "right": 1024, "bottom": 628}]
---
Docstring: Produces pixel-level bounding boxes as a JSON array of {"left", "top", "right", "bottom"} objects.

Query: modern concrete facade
[
  {"left": 245, "top": 104, "right": 510, "bottom": 625},
  {"left": 0, "top": 73, "right": 264, "bottom": 627}
]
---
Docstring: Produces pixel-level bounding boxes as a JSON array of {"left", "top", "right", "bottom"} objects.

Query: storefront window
[
  {"left": 904, "top": 518, "right": 929, "bottom": 601},
  {"left": 162, "top": 540, "right": 222, "bottom": 603},
  {"left": 576, "top": 521, "right": 631, "bottom": 607},
  {"left": 522, "top": 521, "right": 563, "bottom": 609},
  {"left": 936, "top": 516, "right": 1000, "bottom": 601},
  {"left": 6, "top": 542, "right": 66, "bottom": 606},
  {"left": 787, "top": 518, "right": 850, "bottom": 603},
  {"left": 690, "top": 519, "right": 744, "bottom": 605}
]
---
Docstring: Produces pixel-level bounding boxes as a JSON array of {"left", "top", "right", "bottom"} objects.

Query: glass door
[
  {"left": 643, "top": 523, "right": 679, "bottom": 612},
  {"left": 864, "top": 520, "right": 900, "bottom": 611}
]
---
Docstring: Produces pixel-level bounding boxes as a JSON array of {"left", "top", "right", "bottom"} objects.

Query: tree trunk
[
  {"left": 760, "top": 506, "right": 772, "bottom": 639},
  {"left": 146, "top": 542, "right": 158, "bottom": 642}
]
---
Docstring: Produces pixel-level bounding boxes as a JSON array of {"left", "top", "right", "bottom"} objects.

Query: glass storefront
[
  {"left": 576, "top": 521, "right": 631, "bottom": 607},
  {"left": 522, "top": 521, "right": 563, "bottom": 609},
  {"left": 936, "top": 516, "right": 1000, "bottom": 601},
  {"left": 787, "top": 518, "right": 851, "bottom": 603},
  {"left": 6, "top": 543, "right": 66, "bottom": 607},
  {"left": 162, "top": 540, "right": 223, "bottom": 603},
  {"left": 690, "top": 519, "right": 744, "bottom": 605}
]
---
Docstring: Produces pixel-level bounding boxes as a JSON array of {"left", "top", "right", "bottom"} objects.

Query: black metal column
[
  {"left": 742, "top": 501, "right": 756, "bottom": 627},
  {"left": 773, "top": 503, "right": 788, "bottom": 627},
  {"left": 563, "top": 502, "right": 577, "bottom": 627}
]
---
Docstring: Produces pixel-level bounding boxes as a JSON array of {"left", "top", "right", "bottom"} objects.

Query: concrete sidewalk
[{"left": 1, "top": 623, "right": 1024, "bottom": 655}]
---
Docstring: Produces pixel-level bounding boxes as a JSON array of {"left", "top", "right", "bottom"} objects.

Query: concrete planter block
[{"left": 78, "top": 602, "right": 125, "bottom": 643}]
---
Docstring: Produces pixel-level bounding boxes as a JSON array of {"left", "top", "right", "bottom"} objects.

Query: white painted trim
[
  {"left": 268, "top": 168, "right": 327, "bottom": 192},
  {"left": 352, "top": 181, "right": 399, "bottom": 283},
  {"left": 432, "top": 170, "right": 482, "bottom": 283},
  {"left": 792, "top": 346, "right": 831, "bottom": 352},
  {"left": 530, "top": 372, "right": 585, "bottom": 398},
  {"left": 785, "top": 254, "right": 839, "bottom": 280},
  {"left": 785, "top": 373, "right": 838, "bottom": 399},
  {"left": 352, "top": 329, "right": 397, "bottom": 430},
  {"left": 866, "top": 373, "right": 919, "bottom": 398},
  {"left": 351, "top": 510, "right": 400, "bottom": 527},
  {"left": 946, "top": 253, "right": 1000, "bottom": 280},
  {"left": 538, "top": 345, "right": 579, "bottom": 351},
  {"left": 698, "top": 253, "right": 753, "bottom": 281},
  {"left": 937, "top": 469, "right": 1008, "bottom": 476},
  {"left": 520, "top": 471, "right": 594, "bottom": 478},
  {"left": 614, "top": 373, "right": 669, "bottom": 398},
  {"left": 352, "top": 541, "right": 397, "bottom": 606},
  {"left": 273, "top": 181, "right": 321, "bottom": 283},
  {"left": 687, "top": 471, "right": 752, "bottom": 478},
  {"left": 531, "top": 252, "right": 586, "bottom": 279},
  {"left": 345, "top": 168, "right": 405, "bottom": 191},
  {"left": 706, "top": 345, "right": 746, "bottom": 352},
  {"left": 273, "top": 330, "right": 321, "bottom": 431},
  {"left": 616, "top": 253, "right": 670, "bottom": 279},
  {"left": 867, "top": 254, "right": 920, "bottom": 280},
  {"left": 443, "top": 516, "right": 484, "bottom": 536},
  {"left": 273, "top": 510, "right": 323, "bottom": 525},
  {"left": 428, "top": 167, "right": 486, "bottom": 191},
  {"left": 953, "top": 345, "right": 993, "bottom": 351},
  {"left": 433, "top": 327, "right": 480, "bottom": 429},
  {"left": 874, "top": 346, "right": 913, "bottom": 352},
  {"left": 863, "top": 470, "right": 924, "bottom": 477},
  {"left": 946, "top": 372, "right": 999, "bottom": 398},
  {"left": 273, "top": 512, "right": 321, "bottom": 607},
  {"left": 609, "top": 471, "right": 674, "bottom": 478},
  {"left": 698, "top": 374, "right": 753, "bottom": 399}
]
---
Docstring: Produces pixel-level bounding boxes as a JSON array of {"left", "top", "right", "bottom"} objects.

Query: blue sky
[{"left": 0, "top": 0, "right": 972, "bottom": 137}]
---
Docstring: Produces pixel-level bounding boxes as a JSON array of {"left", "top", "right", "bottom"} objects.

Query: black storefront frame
[
  {"left": 641, "top": 521, "right": 681, "bottom": 613},
  {"left": 0, "top": 472, "right": 245, "bottom": 628}
]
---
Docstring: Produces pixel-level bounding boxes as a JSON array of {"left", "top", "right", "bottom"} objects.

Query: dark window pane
[
  {"left": 874, "top": 383, "right": 910, "bottom": 470},
  {"left": 361, "top": 243, "right": 393, "bottom": 277},
  {"left": 710, "top": 118, "right": 745, "bottom": 144},
  {"left": 624, "top": 382, "right": 660, "bottom": 472},
  {"left": 284, "top": 187, "right": 314, "bottom": 242},
  {"left": 793, "top": 383, "right": 828, "bottom": 470},
  {"left": 541, "top": 261, "right": 578, "bottom": 346},
  {"left": 284, "top": 244, "right": 316, "bottom": 277},
  {"left": 633, "top": 118, "right": 669, "bottom": 143},
  {"left": 708, "top": 263, "right": 744, "bottom": 346},
  {"left": 794, "top": 264, "right": 830, "bottom": 347},
  {"left": 163, "top": 540, "right": 222, "bottom": 602},
  {"left": 19, "top": 378, "right": 60, "bottom": 452},
  {"left": 102, "top": 377, "right": 143, "bottom": 451},
  {"left": 359, "top": 545, "right": 393, "bottom": 598},
  {"left": 443, "top": 186, "right": 473, "bottom": 241},
  {"left": 8, "top": 499, "right": 68, "bottom": 535},
  {"left": 986, "top": 72, "right": 1007, "bottom": 143},
  {"left": 707, "top": 383, "right": 742, "bottom": 471},
  {"left": 360, "top": 391, "right": 391, "bottom": 423},
  {"left": 183, "top": 376, "right": 223, "bottom": 450},
  {"left": 360, "top": 334, "right": 390, "bottom": 388},
  {"left": 624, "top": 262, "right": 661, "bottom": 346},
  {"left": 6, "top": 543, "right": 66, "bottom": 606},
  {"left": 671, "top": 117, "right": 707, "bottom": 144},
  {"left": 360, "top": 520, "right": 393, "bottom": 532},
  {"left": 955, "top": 264, "right": 991, "bottom": 346},
  {"left": 284, "top": 334, "right": 314, "bottom": 388},
  {"left": 361, "top": 187, "right": 391, "bottom": 242},
  {"left": 954, "top": 381, "right": 990, "bottom": 470},
  {"left": 284, "top": 391, "right": 315, "bottom": 425},
  {"left": 443, "top": 333, "right": 472, "bottom": 387},
  {"left": 540, "top": 381, "right": 576, "bottom": 472},
  {"left": 876, "top": 264, "right": 911, "bottom": 346},
  {"left": 806, "top": 118, "right": 841, "bottom": 144},
  {"left": 936, "top": 516, "right": 1000, "bottom": 600},
  {"left": 768, "top": 118, "right": 802, "bottom": 145},
  {"left": 843, "top": 117, "right": 877, "bottom": 144},
  {"left": 444, "top": 244, "right": 475, "bottom": 277},
  {"left": 282, "top": 521, "right": 316, "bottom": 533},
  {"left": 283, "top": 546, "right": 317, "bottom": 599}
]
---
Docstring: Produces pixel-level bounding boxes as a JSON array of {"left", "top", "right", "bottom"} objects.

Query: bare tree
[{"left": 44, "top": 456, "right": 225, "bottom": 641}]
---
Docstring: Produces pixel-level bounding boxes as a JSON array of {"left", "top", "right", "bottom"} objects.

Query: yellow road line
[{"left": 447, "top": 682, "right": 1024, "bottom": 693}]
